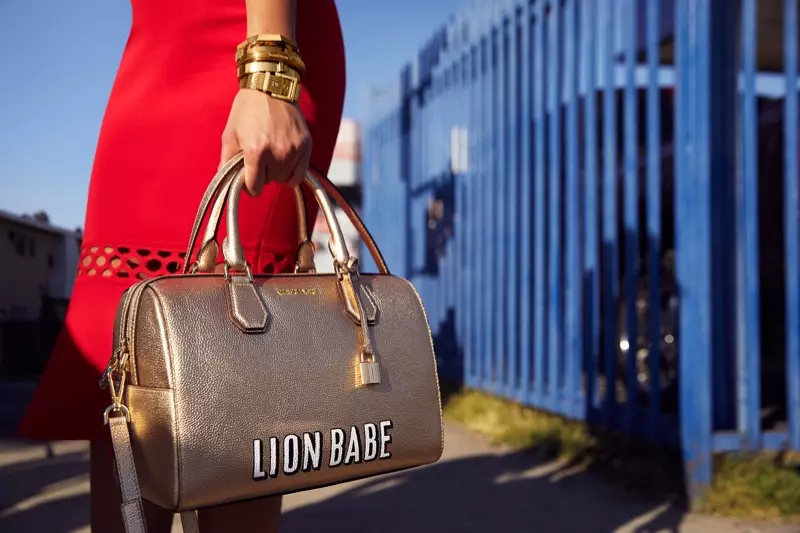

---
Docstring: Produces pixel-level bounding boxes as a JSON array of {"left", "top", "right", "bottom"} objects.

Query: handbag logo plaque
[
  {"left": 101, "top": 153, "right": 444, "bottom": 533},
  {"left": 276, "top": 287, "right": 319, "bottom": 295},
  {"left": 252, "top": 419, "right": 394, "bottom": 480}
]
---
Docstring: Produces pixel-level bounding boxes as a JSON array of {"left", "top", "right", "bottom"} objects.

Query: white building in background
[
  {"left": 312, "top": 118, "right": 362, "bottom": 273},
  {"left": 0, "top": 211, "right": 81, "bottom": 322}
]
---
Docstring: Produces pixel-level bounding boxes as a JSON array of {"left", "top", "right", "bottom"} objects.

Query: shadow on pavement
[
  {"left": 1, "top": 492, "right": 89, "bottom": 533},
  {"left": 0, "top": 448, "right": 90, "bottom": 532},
  {"left": 278, "top": 446, "right": 686, "bottom": 533}
]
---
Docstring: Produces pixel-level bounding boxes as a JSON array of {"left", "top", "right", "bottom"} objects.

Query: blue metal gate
[{"left": 360, "top": 0, "right": 800, "bottom": 498}]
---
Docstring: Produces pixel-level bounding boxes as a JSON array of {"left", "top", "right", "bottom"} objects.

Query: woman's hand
[{"left": 220, "top": 88, "right": 312, "bottom": 196}]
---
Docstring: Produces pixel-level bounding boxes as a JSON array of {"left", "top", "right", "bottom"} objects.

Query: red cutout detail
[{"left": 76, "top": 244, "right": 291, "bottom": 279}]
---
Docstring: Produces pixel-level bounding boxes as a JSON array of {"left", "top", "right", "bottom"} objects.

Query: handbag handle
[
  {"left": 222, "top": 156, "right": 382, "bottom": 331},
  {"left": 181, "top": 153, "right": 389, "bottom": 275},
  {"left": 223, "top": 164, "right": 349, "bottom": 272},
  {"left": 193, "top": 175, "right": 316, "bottom": 273}
]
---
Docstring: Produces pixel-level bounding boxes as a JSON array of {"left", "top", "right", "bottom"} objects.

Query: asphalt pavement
[{"left": 1, "top": 379, "right": 798, "bottom": 532}]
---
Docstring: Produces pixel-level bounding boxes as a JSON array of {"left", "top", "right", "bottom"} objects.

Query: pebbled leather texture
[
  {"left": 125, "top": 385, "right": 179, "bottom": 508},
  {"left": 121, "top": 272, "right": 443, "bottom": 512}
]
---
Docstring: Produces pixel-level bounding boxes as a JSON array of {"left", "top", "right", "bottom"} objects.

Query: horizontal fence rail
[{"left": 361, "top": 0, "right": 800, "bottom": 497}]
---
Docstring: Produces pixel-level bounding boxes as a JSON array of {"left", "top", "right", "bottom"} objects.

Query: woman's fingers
[
  {"left": 220, "top": 90, "right": 313, "bottom": 195},
  {"left": 268, "top": 137, "right": 298, "bottom": 185},
  {"left": 241, "top": 133, "right": 271, "bottom": 197},
  {"left": 288, "top": 137, "right": 312, "bottom": 188}
]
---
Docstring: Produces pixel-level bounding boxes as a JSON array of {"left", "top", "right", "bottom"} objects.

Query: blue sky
[{"left": 0, "top": 0, "right": 465, "bottom": 230}]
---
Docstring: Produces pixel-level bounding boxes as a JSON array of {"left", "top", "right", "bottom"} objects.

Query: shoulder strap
[
  {"left": 109, "top": 416, "right": 202, "bottom": 533},
  {"left": 109, "top": 416, "right": 147, "bottom": 533}
]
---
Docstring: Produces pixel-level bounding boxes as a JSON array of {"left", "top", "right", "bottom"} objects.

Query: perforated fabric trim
[{"left": 76, "top": 244, "right": 292, "bottom": 279}]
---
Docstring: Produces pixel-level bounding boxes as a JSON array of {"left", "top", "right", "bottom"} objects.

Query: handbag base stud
[{"left": 359, "top": 361, "right": 381, "bottom": 385}]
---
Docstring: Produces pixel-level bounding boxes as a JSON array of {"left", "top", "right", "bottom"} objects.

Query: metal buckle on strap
[{"left": 264, "top": 71, "right": 300, "bottom": 102}]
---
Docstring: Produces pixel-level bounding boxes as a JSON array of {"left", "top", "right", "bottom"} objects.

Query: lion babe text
[{"left": 253, "top": 421, "right": 394, "bottom": 479}]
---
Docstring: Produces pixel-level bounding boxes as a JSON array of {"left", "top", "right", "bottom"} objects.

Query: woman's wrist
[
  {"left": 245, "top": 0, "right": 296, "bottom": 39},
  {"left": 238, "top": 1, "right": 302, "bottom": 103}
]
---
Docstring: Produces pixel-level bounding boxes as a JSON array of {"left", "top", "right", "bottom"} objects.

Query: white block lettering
[
  {"left": 253, "top": 439, "right": 266, "bottom": 479},
  {"left": 283, "top": 434, "right": 300, "bottom": 475},
  {"left": 330, "top": 428, "right": 345, "bottom": 467},
  {"left": 302, "top": 431, "right": 323, "bottom": 472},
  {"left": 252, "top": 421, "right": 395, "bottom": 480},
  {"left": 269, "top": 437, "right": 278, "bottom": 478},
  {"left": 344, "top": 426, "right": 362, "bottom": 465},
  {"left": 363, "top": 423, "right": 378, "bottom": 461},
  {"left": 379, "top": 420, "right": 393, "bottom": 459}
]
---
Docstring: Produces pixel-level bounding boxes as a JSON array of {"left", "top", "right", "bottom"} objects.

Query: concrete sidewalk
[{"left": 1, "top": 422, "right": 797, "bottom": 533}]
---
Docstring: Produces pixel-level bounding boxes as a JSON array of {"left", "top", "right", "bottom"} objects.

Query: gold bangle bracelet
[
  {"left": 237, "top": 33, "right": 299, "bottom": 53},
  {"left": 238, "top": 55, "right": 305, "bottom": 74},
  {"left": 240, "top": 71, "right": 302, "bottom": 103},
  {"left": 237, "top": 49, "right": 305, "bottom": 73},
  {"left": 237, "top": 61, "right": 301, "bottom": 79},
  {"left": 235, "top": 43, "right": 300, "bottom": 63}
]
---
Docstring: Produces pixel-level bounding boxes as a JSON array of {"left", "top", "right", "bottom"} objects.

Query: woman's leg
[
  {"left": 90, "top": 434, "right": 174, "bottom": 533},
  {"left": 197, "top": 496, "right": 283, "bottom": 532}
]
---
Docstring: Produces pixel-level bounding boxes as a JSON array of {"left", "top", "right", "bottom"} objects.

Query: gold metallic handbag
[{"left": 101, "top": 153, "right": 444, "bottom": 533}]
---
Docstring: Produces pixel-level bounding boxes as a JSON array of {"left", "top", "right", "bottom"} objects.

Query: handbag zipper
[
  {"left": 99, "top": 284, "right": 138, "bottom": 389},
  {"left": 124, "top": 275, "right": 168, "bottom": 382},
  {"left": 99, "top": 275, "right": 166, "bottom": 390}
]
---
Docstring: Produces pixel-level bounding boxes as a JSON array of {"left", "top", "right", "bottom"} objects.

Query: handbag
[{"left": 101, "top": 153, "right": 444, "bottom": 532}]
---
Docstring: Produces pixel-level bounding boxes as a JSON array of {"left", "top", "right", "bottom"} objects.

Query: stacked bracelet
[{"left": 236, "top": 33, "right": 303, "bottom": 103}]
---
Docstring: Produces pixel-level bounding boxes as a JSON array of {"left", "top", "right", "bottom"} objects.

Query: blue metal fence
[{"left": 360, "top": 0, "right": 800, "bottom": 498}]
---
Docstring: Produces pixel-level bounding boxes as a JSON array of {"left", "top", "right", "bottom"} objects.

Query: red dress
[{"left": 17, "top": 0, "right": 346, "bottom": 441}]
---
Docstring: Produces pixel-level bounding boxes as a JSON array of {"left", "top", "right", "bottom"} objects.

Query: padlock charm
[{"left": 359, "top": 361, "right": 381, "bottom": 385}]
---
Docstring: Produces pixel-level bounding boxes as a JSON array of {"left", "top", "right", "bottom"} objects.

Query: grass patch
[
  {"left": 696, "top": 453, "right": 800, "bottom": 522},
  {"left": 443, "top": 388, "right": 594, "bottom": 461},
  {"left": 443, "top": 387, "right": 800, "bottom": 523}
]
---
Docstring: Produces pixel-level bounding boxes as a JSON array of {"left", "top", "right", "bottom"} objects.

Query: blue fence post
[
  {"left": 581, "top": 0, "right": 600, "bottom": 418},
  {"left": 600, "top": 0, "right": 619, "bottom": 426},
  {"left": 480, "top": 27, "right": 492, "bottom": 390},
  {"left": 466, "top": 35, "right": 480, "bottom": 389},
  {"left": 645, "top": 0, "right": 662, "bottom": 442},
  {"left": 622, "top": 0, "right": 639, "bottom": 434},
  {"left": 518, "top": 0, "right": 533, "bottom": 405},
  {"left": 564, "top": 0, "right": 582, "bottom": 419},
  {"left": 494, "top": 2, "right": 508, "bottom": 396},
  {"left": 486, "top": 14, "right": 500, "bottom": 389},
  {"left": 547, "top": 0, "right": 564, "bottom": 415},
  {"left": 675, "top": 0, "right": 739, "bottom": 498},
  {"left": 477, "top": 27, "right": 488, "bottom": 389},
  {"left": 736, "top": 0, "right": 762, "bottom": 451},
  {"left": 532, "top": 0, "right": 547, "bottom": 408},
  {"left": 505, "top": 0, "right": 521, "bottom": 399},
  {"left": 785, "top": 0, "right": 800, "bottom": 452}
]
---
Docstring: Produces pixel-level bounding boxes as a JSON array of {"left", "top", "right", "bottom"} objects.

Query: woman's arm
[
  {"left": 219, "top": 0, "right": 311, "bottom": 196},
  {"left": 245, "top": 0, "right": 296, "bottom": 38}
]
